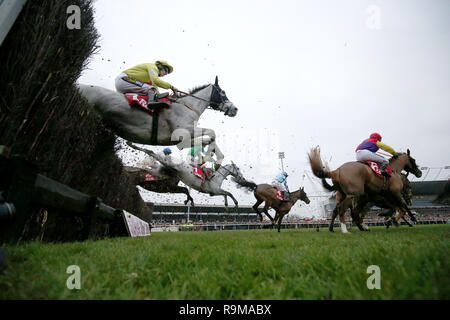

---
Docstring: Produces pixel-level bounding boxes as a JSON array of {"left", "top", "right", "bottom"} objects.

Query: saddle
[
  {"left": 360, "top": 161, "right": 392, "bottom": 191},
  {"left": 143, "top": 172, "right": 159, "bottom": 182},
  {"left": 191, "top": 166, "right": 214, "bottom": 181},
  {"left": 124, "top": 92, "right": 172, "bottom": 114},
  {"left": 124, "top": 92, "right": 173, "bottom": 144},
  {"left": 273, "top": 187, "right": 287, "bottom": 201},
  {"left": 361, "top": 161, "right": 393, "bottom": 178}
]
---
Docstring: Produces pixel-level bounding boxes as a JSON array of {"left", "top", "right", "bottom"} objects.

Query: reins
[
  {"left": 177, "top": 89, "right": 210, "bottom": 103},
  {"left": 173, "top": 87, "right": 213, "bottom": 117}
]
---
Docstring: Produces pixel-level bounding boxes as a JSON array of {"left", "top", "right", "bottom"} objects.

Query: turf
[{"left": 0, "top": 224, "right": 448, "bottom": 300}]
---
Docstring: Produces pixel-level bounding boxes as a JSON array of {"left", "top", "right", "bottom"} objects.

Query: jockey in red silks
[
  {"left": 355, "top": 133, "right": 397, "bottom": 177},
  {"left": 114, "top": 60, "right": 179, "bottom": 106}
]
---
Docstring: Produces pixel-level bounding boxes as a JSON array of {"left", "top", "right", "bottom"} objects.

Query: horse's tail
[
  {"left": 232, "top": 176, "right": 257, "bottom": 192},
  {"left": 308, "top": 146, "right": 338, "bottom": 191},
  {"left": 321, "top": 179, "right": 337, "bottom": 191}
]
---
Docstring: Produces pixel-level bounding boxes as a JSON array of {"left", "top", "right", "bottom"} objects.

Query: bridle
[
  {"left": 216, "top": 163, "right": 240, "bottom": 179},
  {"left": 176, "top": 84, "right": 230, "bottom": 115}
]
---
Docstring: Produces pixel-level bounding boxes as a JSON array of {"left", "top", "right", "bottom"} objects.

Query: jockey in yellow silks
[{"left": 115, "top": 60, "right": 179, "bottom": 104}]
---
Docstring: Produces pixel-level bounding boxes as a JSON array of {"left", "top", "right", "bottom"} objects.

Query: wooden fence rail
[{"left": 0, "top": 150, "right": 145, "bottom": 243}]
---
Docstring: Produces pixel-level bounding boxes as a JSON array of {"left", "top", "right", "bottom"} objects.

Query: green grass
[{"left": 0, "top": 224, "right": 448, "bottom": 300}]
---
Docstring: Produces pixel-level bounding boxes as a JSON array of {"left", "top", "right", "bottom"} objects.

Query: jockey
[
  {"left": 161, "top": 147, "right": 172, "bottom": 159},
  {"left": 272, "top": 171, "right": 290, "bottom": 201},
  {"left": 355, "top": 133, "right": 397, "bottom": 177},
  {"left": 115, "top": 60, "right": 179, "bottom": 105},
  {"left": 187, "top": 145, "right": 205, "bottom": 167}
]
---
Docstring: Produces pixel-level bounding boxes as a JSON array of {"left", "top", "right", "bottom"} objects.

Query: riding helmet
[
  {"left": 370, "top": 133, "right": 382, "bottom": 141},
  {"left": 156, "top": 60, "right": 173, "bottom": 74}
]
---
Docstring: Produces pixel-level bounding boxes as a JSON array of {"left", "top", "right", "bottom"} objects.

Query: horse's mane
[{"left": 189, "top": 84, "right": 210, "bottom": 95}]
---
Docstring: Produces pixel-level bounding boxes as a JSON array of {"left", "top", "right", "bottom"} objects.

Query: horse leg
[
  {"left": 190, "top": 127, "right": 224, "bottom": 167},
  {"left": 179, "top": 187, "right": 194, "bottom": 206},
  {"left": 215, "top": 189, "right": 238, "bottom": 209},
  {"left": 402, "top": 215, "right": 413, "bottom": 227},
  {"left": 263, "top": 203, "right": 274, "bottom": 223},
  {"left": 253, "top": 199, "right": 264, "bottom": 222},
  {"left": 405, "top": 205, "right": 417, "bottom": 223},
  {"left": 352, "top": 198, "right": 369, "bottom": 231},
  {"left": 206, "top": 140, "right": 224, "bottom": 168},
  {"left": 272, "top": 211, "right": 279, "bottom": 230},
  {"left": 277, "top": 211, "right": 284, "bottom": 233},
  {"left": 226, "top": 191, "right": 239, "bottom": 208},
  {"left": 329, "top": 206, "right": 338, "bottom": 232},
  {"left": 223, "top": 194, "right": 229, "bottom": 208},
  {"left": 350, "top": 207, "right": 365, "bottom": 231},
  {"left": 339, "top": 196, "right": 352, "bottom": 234},
  {"left": 330, "top": 191, "right": 345, "bottom": 232}
]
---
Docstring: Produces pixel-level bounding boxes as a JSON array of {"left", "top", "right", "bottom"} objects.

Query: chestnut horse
[
  {"left": 308, "top": 147, "right": 422, "bottom": 233},
  {"left": 330, "top": 173, "right": 415, "bottom": 232},
  {"left": 233, "top": 178, "right": 310, "bottom": 232}
]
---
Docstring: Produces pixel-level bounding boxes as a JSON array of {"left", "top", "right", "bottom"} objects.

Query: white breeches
[
  {"left": 271, "top": 181, "right": 287, "bottom": 192},
  {"left": 115, "top": 72, "right": 156, "bottom": 94},
  {"left": 356, "top": 149, "right": 389, "bottom": 164}
]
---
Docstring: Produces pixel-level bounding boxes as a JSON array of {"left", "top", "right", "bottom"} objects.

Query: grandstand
[{"left": 147, "top": 203, "right": 258, "bottom": 224}]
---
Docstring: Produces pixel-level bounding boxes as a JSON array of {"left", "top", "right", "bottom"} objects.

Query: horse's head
[
  {"left": 209, "top": 76, "right": 238, "bottom": 117},
  {"left": 220, "top": 161, "right": 243, "bottom": 179},
  {"left": 298, "top": 187, "right": 311, "bottom": 204},
  {"left": 394, "top": 149, "right": 422, "bottom": 178}
]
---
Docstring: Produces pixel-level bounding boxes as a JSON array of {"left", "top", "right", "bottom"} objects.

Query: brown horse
[
  {"left": 308, "top": 147, "right": 422, "bottom": 233},
  {"left": 124, "top": 166, "right": 195, "bottom": 205},
  {"left": 331, "top": 173, "right": 415, "bottom": 232},
  {"left": 233, "top": 178, "right": 310, "bottom": 232}
]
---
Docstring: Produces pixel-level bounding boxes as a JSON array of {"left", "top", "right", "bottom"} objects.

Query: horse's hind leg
[
  {"left": 253, "top": 199, "right": 264, "bottom": 222},
  {"left": 220, "top": 190, "right": 238, "bottom": 208},
  {"left": 351, "top": 198, "right": 369, "bottom": 231},
  {"left": 339, "top": 197, "right": 352, "bottom": 234},
  {"left": 402, "top": 215, "right": 413, "bottom": 227},
  {"left": 330, "top": 191, "right": 344, "bottom": 232},
  {"left": 179, "top": 187, "right": 194, "bottom": 206},
  {"left": 329, "top": 206, "right": 338, "bottom": 232},
  {"left": 263, "top": 203, "right": 274, "bottom": 223}
]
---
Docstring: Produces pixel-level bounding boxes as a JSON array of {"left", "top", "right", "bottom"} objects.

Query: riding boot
[
  {"left": 282, "top": 191, "right": 290, "bottom": 201},
  {"left": 379, "top": 163, "right": 391, "bottom": 177}
]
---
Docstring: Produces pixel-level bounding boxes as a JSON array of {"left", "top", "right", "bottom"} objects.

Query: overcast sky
[{"left": 79, "top": 0, "right": 450, "bottom": 216}]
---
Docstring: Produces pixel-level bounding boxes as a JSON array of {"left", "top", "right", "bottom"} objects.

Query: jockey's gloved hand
[{"left": 171, "top": 86, "right": 179, "bottom": 96}]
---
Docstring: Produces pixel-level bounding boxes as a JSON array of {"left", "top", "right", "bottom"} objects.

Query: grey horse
[
  {"left": 128, "top": 143, "right": 244, "bottom": 208},
  {"left": 76, "top": 76, "right": 237, "bottom": 166}
]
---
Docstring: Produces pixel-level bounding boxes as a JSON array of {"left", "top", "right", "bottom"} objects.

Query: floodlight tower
[{"left": 278, "top": 152, "right": 285, "bottom": 172}]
